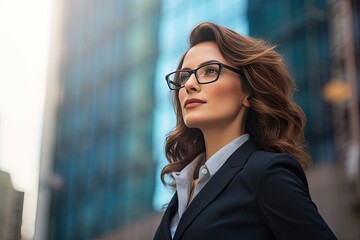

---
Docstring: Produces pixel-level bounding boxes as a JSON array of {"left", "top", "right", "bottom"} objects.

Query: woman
[{"left": 154, "top": 22, "right": 336, "bottom": 240}]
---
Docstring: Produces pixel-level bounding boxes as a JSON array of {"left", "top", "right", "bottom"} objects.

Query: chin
[
  {"left": 183, "top": 117, "right": 204, "bottom": 129},
  {"left": 184, "top": 121, "right": 201, "bottom": 129},
  {"left": 184, "top": 117, "right": 217, "bottom": 129}
]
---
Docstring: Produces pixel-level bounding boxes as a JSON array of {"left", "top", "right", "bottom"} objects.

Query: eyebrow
[{"left": 181, "top": 60, "right": 220, "bottom": 71}]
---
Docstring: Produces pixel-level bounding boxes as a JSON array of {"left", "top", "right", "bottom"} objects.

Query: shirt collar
[
  {"left": 172, "top": 153, "right": 206, "bottom": 182},
  {"left": 205, "top": 134, "right": 250, "bottom": 176},
  {"left": 172, "top": 134, "right": 250, "bottom": 181}
]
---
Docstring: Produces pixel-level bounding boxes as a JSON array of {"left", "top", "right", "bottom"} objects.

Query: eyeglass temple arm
[{"left": 224, "top": 65, "right": 248, "bottom": 82}]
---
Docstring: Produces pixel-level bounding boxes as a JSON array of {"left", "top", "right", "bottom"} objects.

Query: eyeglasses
[{"left": 165, "top": 62, "right": 244, "bottom": 90}]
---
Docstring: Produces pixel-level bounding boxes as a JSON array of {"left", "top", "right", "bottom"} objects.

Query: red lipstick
[{"left": 184, "top": 98, "right": 206, "bottom": 109}]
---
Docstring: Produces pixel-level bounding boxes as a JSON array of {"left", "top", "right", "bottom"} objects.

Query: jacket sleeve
[{"left": 256, "top": 153, "right": 337, "bottom": 240}]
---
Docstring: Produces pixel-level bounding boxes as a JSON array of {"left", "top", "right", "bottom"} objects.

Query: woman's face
[{"left": 178, "top": 41, "right": 249, "bottom": 131}]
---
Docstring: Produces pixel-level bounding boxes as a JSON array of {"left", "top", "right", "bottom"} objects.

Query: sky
[{"left": 0, "top": 0, "right": 53, "bottom": 238}]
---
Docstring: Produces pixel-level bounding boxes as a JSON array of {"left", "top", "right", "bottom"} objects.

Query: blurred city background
[{"left": 0, "top": 0, "right": 359, "bottom": 239}]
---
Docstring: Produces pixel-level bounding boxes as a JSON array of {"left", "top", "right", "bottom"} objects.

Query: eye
[
  {"left": 179, "top": 72, "right": 190, "bottom": 83},
  {"left": 205, "top": 68, "right": 216, "bottom": 75},
  {"left": 203, "top": 67, "right": 218, "bottom": 76}
]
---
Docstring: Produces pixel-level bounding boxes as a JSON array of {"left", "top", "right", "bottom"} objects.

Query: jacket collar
[
  {"left": 174, "top": 138, "right": 257, "bottom": 240},
  {"left": 154, "top": 138, "right": 258, "bottom": 240},
  {"left": 155, "top": 192, "right": 178, "bottom": 239}
]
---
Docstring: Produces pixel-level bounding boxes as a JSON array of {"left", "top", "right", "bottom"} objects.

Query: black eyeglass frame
[{"left": 165, "top": 62, "right": 246, "bottom": 90}]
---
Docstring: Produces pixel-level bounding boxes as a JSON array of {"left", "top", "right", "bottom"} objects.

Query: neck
[{"left": 201, "top": 121, "right": 245, "bottom": 160}]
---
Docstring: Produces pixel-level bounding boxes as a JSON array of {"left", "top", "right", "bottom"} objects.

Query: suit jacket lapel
[
  {"left": 173, "top": 139, "right": 258, "bottom": 240},
  {"left": 155, "top": 192, "right": 178, "bottom": 240}
]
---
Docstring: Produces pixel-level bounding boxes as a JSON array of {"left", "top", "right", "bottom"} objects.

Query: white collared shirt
[{"left": 170, "top": 134, "right": 250, "bottom": 238}]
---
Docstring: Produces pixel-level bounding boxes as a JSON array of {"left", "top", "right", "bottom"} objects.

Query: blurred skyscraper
[
  {"left": 36, "top": 0, "right": 161, "bottom": 239},
  {"left": 247, "top": 0, "right": 360, "bottom": 238},
  {"left": 37, "top": 1, "right": 250, "bottom": 239},
  {"left": 37, "top": 0, "right": 360, "bottom": 239},
  {"left": 0, "top": 170, "right": 24, "bottom": 240},
  {"left": 247, "top": 0, "right": 360, "bottom": 164},
  {"left": 248, "top": 0, "right": 335, "bottom": 162},
  {"left": 326, "top": 0, "right": 360, "bottom": 188}
]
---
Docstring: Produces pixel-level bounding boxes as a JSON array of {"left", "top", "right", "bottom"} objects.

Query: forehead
[{"left": 182, "top": 41, "right": 228, "bottom": 68}]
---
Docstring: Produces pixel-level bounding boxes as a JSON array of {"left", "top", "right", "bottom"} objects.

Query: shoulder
[
  {"left": 248, "top": 150, "right": 304, "bottom": 169},
  {"left": 238, "top": 150, "right": 308, "bottom": 191},
  {"left": 231, "top": 149, "right": 337, "bottom": 239}
]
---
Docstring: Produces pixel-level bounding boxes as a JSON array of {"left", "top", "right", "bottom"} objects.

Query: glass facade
[
  {"left": 352, "top": 0, "right": 360, "bottom": 96},
  {"left": 247, "top": 0, "right": 334, "bottom": 162},
  {"left": 48, "top": 0, "right": 161, "bottom": 239},
  {"left": 40, "top": 0, "right": 360, "bottom": 239},
  {"left": 152, "top": 0, "right": 249, "bottom": 210}
]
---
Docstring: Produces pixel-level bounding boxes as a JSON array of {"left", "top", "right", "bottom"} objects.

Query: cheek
[
  {"left": 178, "top": 89, "right": 186, "bottom": 103},
  {"left": 211, "top": 83, "right": 243, "bottom": 105},
  {"left": 178, "top": 90, "right": 186, "bottom": 114},
  {"left": 177, "top": 88, "right": 187, "bottom": 110}
]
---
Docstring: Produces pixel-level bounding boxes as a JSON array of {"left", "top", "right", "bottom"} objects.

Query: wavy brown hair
[{"left": 161, "top": 22, "right": 311, "bottom": 187}]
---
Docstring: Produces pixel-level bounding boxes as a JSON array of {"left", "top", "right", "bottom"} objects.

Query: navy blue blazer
[{"left": 154, "top": 139, "right": 337, "bottom": 240}]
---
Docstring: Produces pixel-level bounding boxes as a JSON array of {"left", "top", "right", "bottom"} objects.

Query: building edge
[{"left": 34, "top": 1, "right": 64, "bottom": 240}]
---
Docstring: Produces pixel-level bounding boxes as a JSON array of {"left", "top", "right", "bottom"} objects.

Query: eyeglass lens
[{"left": 167, "top": 63, "right": 221, "bottom": 89}]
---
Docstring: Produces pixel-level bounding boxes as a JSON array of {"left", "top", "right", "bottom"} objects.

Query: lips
[{"left": 184, "top": 98, "right": 206, "bottom": 109}]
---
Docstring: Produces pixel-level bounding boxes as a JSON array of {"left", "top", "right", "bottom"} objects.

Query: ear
[{"left": 242, "top": 95, "right": 251, "bottom": 107}]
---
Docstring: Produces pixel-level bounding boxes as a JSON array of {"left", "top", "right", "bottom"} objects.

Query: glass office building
[
  {"left": 47, "top": 0, "right": 161, "bottom": 239},
  {"left": 247, "top": 0, "right": 334, "bottom": 162},
  {"left": 41, "top": 0, "right": 360, "bottom": 239},
  {"left": 41, "top": 0, "right": 271, "bottom": 239},
  {"left": 43, "top": 0, "right": 360, "bottom": 238}
]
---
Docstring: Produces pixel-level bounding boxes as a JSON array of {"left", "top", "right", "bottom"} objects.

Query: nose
[{"left": 183, "top": 73, "right": 200, "bottom": 93}]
